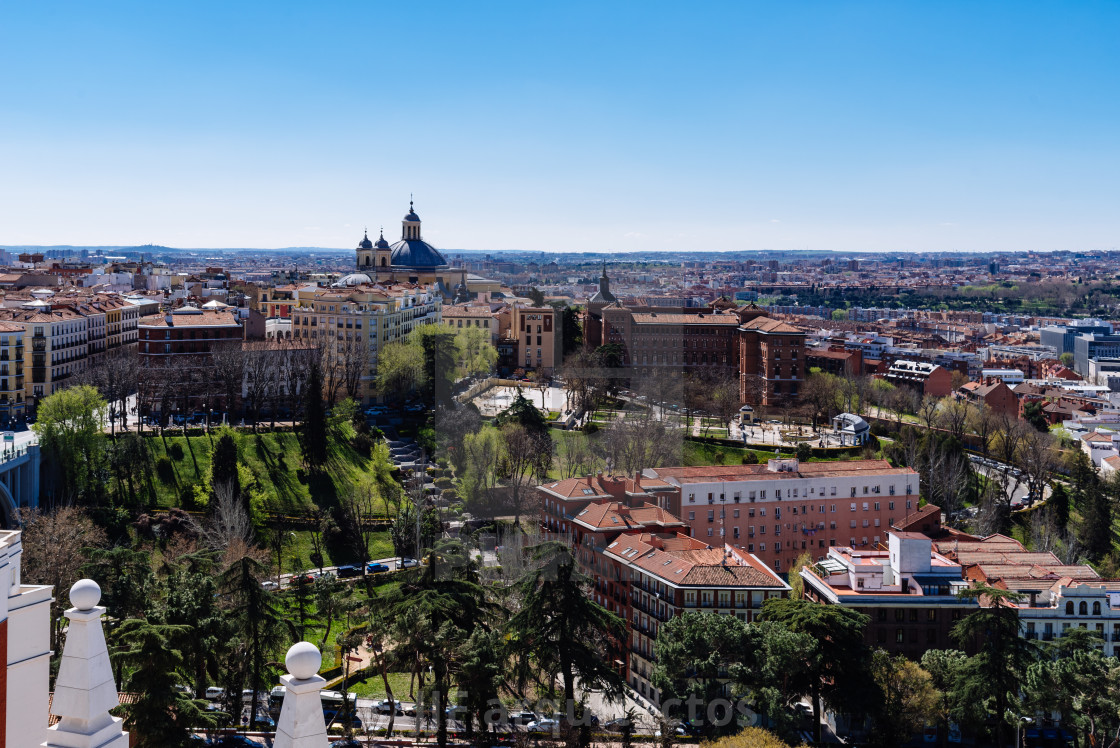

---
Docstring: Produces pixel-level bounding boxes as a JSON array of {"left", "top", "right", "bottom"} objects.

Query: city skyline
[{"left": 2, "top": 1, "right": 1118, "bottom": 253}]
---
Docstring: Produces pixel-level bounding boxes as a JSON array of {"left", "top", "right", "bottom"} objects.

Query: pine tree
[
  {"left": 1049, "top": 482, "right": 1070, "bottom": 530},
  {"left": 508, "top": 542, "right": 626, "bottom": 711},
  {"left": 116, "top": 619, "right": 219, "bottom": 748},
  {"left": 210, "top": 431, "right": 241, "bottom": 509}
]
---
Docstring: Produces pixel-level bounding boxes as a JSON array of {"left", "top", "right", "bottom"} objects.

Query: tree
[
  {"left": 300, "top": 362, "right": 328, "bottom": 471},
  {"left": 219, "top": 552, "right": 293, "bottom": 728},
  {"left": 949, "top": 583, "right": 1036, "bottom": 748},
  {"left": 652, "top": 611, "right": 748, "bottom": 739},
  {"left": 413, "top": 324, "right": 458, "bottom": 409},
  {"left": 787, "top": 552, "right": 813, "bottom": 599},
  {"left": 78, "top": 346, "right": 139, "bottom": 436},
  {"left": 164, "top": 556, "right": 228, "bottom": 699},
  {"left": 313, "top": 573, "right": 354, "bottom": 647},
  {"left": 496, "top": 422, "right": 552, "bottom": 529},
  {"left": 1049, "top": 482, "right": 1071, "bottom": 530},
  {"left": 1079, "top": 479, "right": 1114, "bottom": 560},
  {"left": 936, "top": 398, "right": 970, "bottom": 442},
  {"left": 210, "top": 430, "right": 242, "bottom": 510},
  {"left": 921, "top": 649, "right": 968, "bottom": 748},
  {"left": 1022, "top": 402, "right": 1050, "bottom": 432},
  {"left": 33, "top": 384, "right": 108, "bottom": 506},
  {"left": 384, "top": 540, "right": 494, "bottom": 748},
  {"left": 21, "top": 507, "right": 107, "bottom": 654},
  {"left": 1060, "top": 352, "right": 1075, "bottom": 367},
  {"left": 1024, "top": 628, "right": 1120, "bottom": 748},
  {"left": 868, "top": 650, "right": 940, "bottom": 748},
  {"left": 508, "top": 542, "right": 625, "bottom": 711},
  {"left": 760, "top": 597, "right": 871, "bottom": 745},
  {"left": 115, "top": 619, "right": 220, "bottom": 747},
  {"left": 695, "top": 727, "right": 810, "bottom": 748},
  {"left": 454, "top": 326, "right": 498, "bottom": 380},
  {"left": 376, "top": 338, "right": 425, "bottom": 405},
  {"left": 456, "top": 628, "right": 505, "bottom": 739}
]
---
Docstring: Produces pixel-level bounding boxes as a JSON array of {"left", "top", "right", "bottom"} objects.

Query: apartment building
[
  {"left": 258, "top": 284, "right": 302, "bottom": 319},
  {"left": 534, "top": 485, "right": 788, "bottom": 704},
  {"left": 442, "top": 303, "right": 506, "bottom": 344},
  {"left": 929, "top": 533, "right": 1119, "bottom": 654},
  {"left": 0, "top": 326, "right": 25, "bottom": 423},
  {"left": 884, "top": 359, "right": 953, "bottom": 398},
  {"left": 137, "top": 307, "right": 244, "bottom": 414},
  {"left": 738, "top": 312, "right": 807, "bottom": 406},
  {"left": 0, "top": 307, "right": 89, "bottom": 405},
  {"left": 800, "top": 530, "right": 977, "bottom": 659},
  {"left": 289, "top": 281, "right": 441, "bottom": 402},
  {"left": 610, "top": 532, "right": 788, "bottom": 703},
  {"left": 651, "top": 459, "right": 921, "bottom": 574},
  {"left": 510, "top": 304, "right": 562, "bottom": 375}
]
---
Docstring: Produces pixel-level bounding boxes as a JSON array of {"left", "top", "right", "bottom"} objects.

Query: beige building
[
  {"left": 0, "top": 324, "right": 25, "bottom": 423},
  {"left": 442, "top": 303, "right": 507, "bottom": 345},
  {"left": 0, "top": 307, "right": 88, "bottom": 405},
  {"left": 509, "top": 303, "right": 562, "bottom": 376},
  {"left": 290, "top": 281, "right": 442, "bottom": 403}
]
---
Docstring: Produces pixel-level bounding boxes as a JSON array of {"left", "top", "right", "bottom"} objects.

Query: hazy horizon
[{"left": 2, "top": 2, "right": 1118, "bottom": 253}]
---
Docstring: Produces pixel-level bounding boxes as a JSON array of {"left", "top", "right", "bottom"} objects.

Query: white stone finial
[
  {"left": 275, "top": 642, "right": 329, "bottom": 748},
  {"left": 44, "top": 580, "right": 127, "bottom": 748},
  {"left": 285, "top": 641, "right": 321, "bottom": 681},
  {"left": 69, "top": 578, "right": 101, "bottom": 611}
]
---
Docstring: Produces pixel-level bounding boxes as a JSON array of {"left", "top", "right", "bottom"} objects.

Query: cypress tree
[{"left": 301, "top": 363, "right": 328, "bottom": 471}]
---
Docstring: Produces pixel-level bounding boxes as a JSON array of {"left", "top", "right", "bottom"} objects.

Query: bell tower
[
  {"left": 356, "top": 229, "right": 374, "bottom": 269},
  {"left": 374, "top": 228, "right": 392, "bottom": 279}
]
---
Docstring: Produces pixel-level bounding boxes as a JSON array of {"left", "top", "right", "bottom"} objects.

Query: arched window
[
  {"left": 1093, "top": 601, "right": 1101, "bottom": 616},
  {"left": 1066, "top": 601, "right": 1074, "bottom": 614},
  {"left": 1079, "top": 601, "right": 1088, "bottom": 615},
  {"left": 381, "top": 257, "right": 387, "bottom": 267}
]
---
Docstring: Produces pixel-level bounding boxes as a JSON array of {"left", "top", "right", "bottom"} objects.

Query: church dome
[
  {"left": 374, "top": 230, "right": 390, "bottom": 249},
  {"left": 335, "top": 272, "right": 373, "bottom": 287},
  {"left": 390, "top": 239, "right": 447, "bottom": 269},
  {"left": 358, "top": 231, "right": 374, "bottom": 250}
]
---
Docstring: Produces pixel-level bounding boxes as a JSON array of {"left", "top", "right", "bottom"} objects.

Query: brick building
[
  {"left": 535, "top": 481, "right": 788, "bottom": 705},
  {"left": 884, "top": 359, "right": 953, "bottom": 398}
]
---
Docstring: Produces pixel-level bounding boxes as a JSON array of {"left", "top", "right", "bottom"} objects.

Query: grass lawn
[
  {"left": 282, "top": 529, "right": 396, "bottom": 573},
  {"left": 346, "top": 671, "right": 415, "bottom": 699},
  {"left": 145, "top": 430, "right": 396, "bottom": 514}
]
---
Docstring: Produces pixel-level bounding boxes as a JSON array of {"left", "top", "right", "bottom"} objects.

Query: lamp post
[{"left": 1016, "top": 716, "right": 1034, "bottom": 748}]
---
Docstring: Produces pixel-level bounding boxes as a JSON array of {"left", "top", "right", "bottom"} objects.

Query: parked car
[
  {"left": 373, "top": 699, "right": 404, "bottom": 715},
  {"left": 366, "top": 562, "right": 390, "bottom": 574},
  {"left": 289, "top": 573, "right": 317, "bottom": 586},
  {"left": 399, "top": 558, "right": 420, "bottom": 568},
  {"left": 205, "top": 686, "right": 225, "bottom": 701},
  {"left": 335, "top": 564, "right": 361, "bottom": 579},
  {"left": 260, "top": 580, "right": 279, "bottom": 591},
  {"left": 508, "top": 710, "right": 537, "bottom": 725},
  {"left": 603, "top": 717, "right": 632, "bottom": 732},
  {"left": 527, "top": 718, "right": 560, "bottom": 732},
  {"left": 329, "top": 740, "right": 363, "bottom": 748},
  {"left": 210, "top": 737, "right": 266, "bottom": 748}
]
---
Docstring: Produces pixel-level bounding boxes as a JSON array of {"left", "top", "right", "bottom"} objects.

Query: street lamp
[{"left": 1016, "top": 716, "right": 1033, "bottom": 748}]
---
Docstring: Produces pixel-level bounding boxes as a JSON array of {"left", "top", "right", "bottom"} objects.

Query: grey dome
[
  {"left": 390, "top": 239, "right": 447, "bottom": 268},
  {"left": 335, "top": 272, "right": 373, "bottom": 287}
]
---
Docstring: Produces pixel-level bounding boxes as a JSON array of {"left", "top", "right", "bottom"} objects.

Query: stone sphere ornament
[
  {"left": 285, "top": 641, "right": 322, "bottom": 680},
  {"left": 69, "top": 579, "right": 101, "bottom": 611}
]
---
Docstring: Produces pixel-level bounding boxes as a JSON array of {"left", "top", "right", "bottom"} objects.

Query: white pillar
[
  {"left": 43, "top": 579, "right": 128, "bottom": 748},
  {"left": 274, "top": 642, "right": 329, "bottom": 748}
]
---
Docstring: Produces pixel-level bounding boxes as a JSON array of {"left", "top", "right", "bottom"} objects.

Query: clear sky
[{"left": 1, "top": 1, "right": 1118, "bottom": 253}]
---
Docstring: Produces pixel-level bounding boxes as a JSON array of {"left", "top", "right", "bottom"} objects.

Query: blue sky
[{"left": 1, "top": 1, "right": 1118, "bottom": 253}]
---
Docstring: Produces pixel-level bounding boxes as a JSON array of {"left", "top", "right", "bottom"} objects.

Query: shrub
[
  {"left": 742, "top": 452, "right": 759, "bottom": 465},
  {"left": 582, "top": 422, "right": 599, "bottom": 434},
  {"left": 434, "top": 476, "right": 454, "bottom": 490},
  {"left": 795, "top": 442, "right": 813, "bottom": 461},
  {"left": 167, "top": 442, "right": 185, "bottom": 461},
  {"left": 351, "top": 431, "right": 375, "bottom": 458},
  {"left": 155, "top": 456, "right": 176, "bottom": 484}
]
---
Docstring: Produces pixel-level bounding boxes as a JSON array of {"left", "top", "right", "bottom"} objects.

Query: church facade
[{"left": 352, "top": 202, "right": 499, "bottom": 300}]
